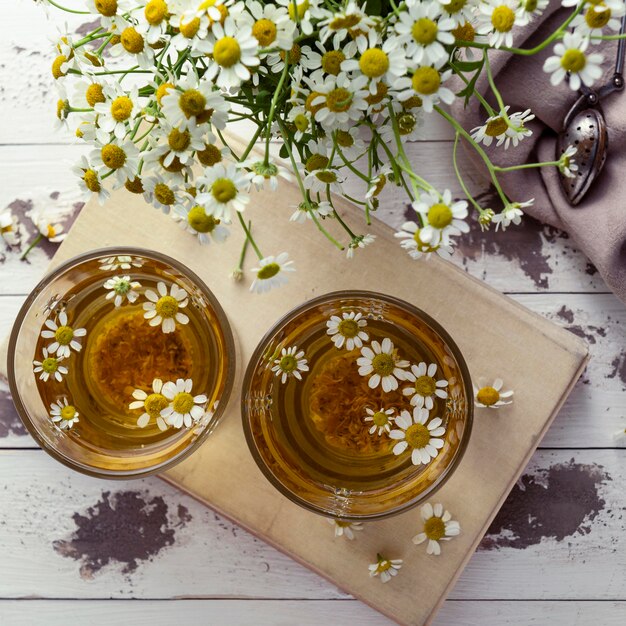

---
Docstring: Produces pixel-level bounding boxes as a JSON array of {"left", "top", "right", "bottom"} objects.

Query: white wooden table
[{"left": 0, "top": 3, "right": 624, "bottom": 625}]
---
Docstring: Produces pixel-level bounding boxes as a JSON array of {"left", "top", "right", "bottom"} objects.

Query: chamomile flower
[
  {"left": 196, "top": 163, "right": 251, "bottom": 221},
  {"left": 394, "top": 1, "right": 456, "bottom": 65},
  {"left": 129, "top": 378, "right": 170, "bottom": 430},
  {"left": 368, "top": 554, "right": 402, "bottom": 583},
  {"left": 395, "top": 221, "right": 454, "bottom": 260},
  {"left": 492, "top": 199, "right": 533, "bottom": 231},
  {"left": 33, "top": 348, "right": 68, "bottom": 382},
  {"left": 31, "top": 211, "right": 66, "bottom": 244},
  {"left": 365, "top": 166, "right": 391, "bottom": 203},
  {"left": 143, "top": 122, "right": 205, "bottom": 170},
  {"left": 473, "top": 377, "right": 514, "bottom": 408},
  {"left": 103, "top": 275, "right": 142, "bottom": 307},
  {"left": 239, "top": 1, "right": 296, "bottom": 51},
  {"left": 169, "top": 5, "right": 211, "bottom": 53},
  {"left": 357, "top": 337, "right": 410, "bottom": 392},
  {"left": 93, "top": 86, "right": 141, "bottom": 140},
  {"left": 41, "top": 311, "right": 87, "bottom": 358},
  {"left": 287, "top": 104, "right": 312, "bottom": 141},
  {"left": 470, "top": 107, "right": 535, "bottom": 149},
  {"left": 85, "top": 0, "right": 132, "bottom": 30},
  {"left": 319, "top": 2, "right": 375, "bottom": 48},
  {"left": 413, "top": 189, "right": 469, "bottom": 246},
  {"left": 403, "top": 362, "right": 449, "bottom": 410},
  {"left": 143, "top": 281, "right": 190, "bottom": 334},
  {"left": 327, "top": 518, "right": 364, "bottom": 540},
  {"left": 0, "top": 210, "right": 20, "bottom": 246},
  {"left": 277, "top": 0, "right": 325, "bottom": 36},
  {"left": 326, "top": 311, "right": 369, "bottom": 350},
  {"left": 173, "top": 204, "right": 230, "bottom": 245},
  {"left": 241, "top": 159, "right": 293, "bottom": 191},
  {"left": 437, "top": 0, "right": 477, "bottom": 27},
  {"left": 143, "top": 175, "right": 189, "bottom": 213},
  {"left": 161, "top": 378, "right": 208, "bottom": 428},
  {"left": 72, "top": 156, "right": 110, "bottom": 205},
  {"left": 204, "top": 17, "right": 260, "bottom": 90},
  {"left": 395, "top": 60, "right": 455, "bottom": 113},
  {"left": 98, "top": 255, "right": 143, "bottom": 271},
  {"left": 477, "top": 0, "right": 520, "bottom": 48},
  {"left": 90, "top": 139, "right": 141, "bottom": 186},
  {"left": 308, "top": 72, "right": 369, "bottom": 130},
  {"left": 271, "top": 345, "right": 309, "bottom": 383},
  {"left": 571, "top": 1, "right": 625, "bottom": 37},
  {"left": 543, "top": 31, "right": 604, "bottom": 91},
  {"left": 135, "top": 0, "right": 172, "bottom": 44},
  {"left": 558, "top": 144, "right": 579, "bottom": 178},
  {"left": 289, "top": 200, "right": 332, "bottom": 223},
  {"left": 109, "top": 24, "right": 156, "bottom": 69},
  {"left": 304, "top": 166, "right": 345, "bottom": 194},
  {"left": 49, "top": 397, "right": 79, "bottom": 430},
  {"left": 364, "top": 407, "right": 395, "bottom": 436},
  {"left": 378, "top": 109, "right": 424, "bottom": 144},
  {"left": 250, "top": 252, "right": 295, "bottom": 293},
  {"left": 346, "top": 233, "right": 376, "bottom": 258},
  {"left": 267, "top": 42, "right": 319, "bottom": 74},
  {"left": 412, "top": 502, "right": 461, "bottom": 555},
  {"left": 516, "top": 0, "right": 549, "bottom": 26},
  {"left": 389, "top": 407, "right": 446, "bottom": 466},
  {"left": 333, "top": 127, "right": 366, "bottom": 161}
]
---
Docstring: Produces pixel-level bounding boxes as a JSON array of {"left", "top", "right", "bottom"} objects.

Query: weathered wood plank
[
  {"left": 0, "top": 449, "right": 622, "bottom": 601},
  {"left": 0, "top": 599, "right": 624, "bottom": 626}
]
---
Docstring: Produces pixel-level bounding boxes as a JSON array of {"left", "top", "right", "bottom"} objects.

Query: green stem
[
  {"left": 449, "top": 59, "right": 495, "bottom": 117},
  {"left": 265, "top": 59, "right": 290, "bottom": 164},
  {"left": 237, "top": 213, "right": 263, "bottom": 260},
  {"left": 236, "top": 221, "right": 252, "bottom": 273},
  {"left": 240, "top": 123, "right": 265, "bottom": 162},
  {"left": 20, "top": 234, "right": 43, "bottom": 261},
  {"left": 494, "top": 160, "right": 561, "bottom": 173}
]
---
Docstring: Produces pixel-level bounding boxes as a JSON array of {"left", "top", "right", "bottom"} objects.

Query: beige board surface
[{"left": 1, "top": 169, "right": 588, "bottom": 625}]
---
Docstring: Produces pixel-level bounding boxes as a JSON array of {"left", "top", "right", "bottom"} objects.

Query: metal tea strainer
[{"left": 557, "top": 14, "right": 626, "bottom": 205}]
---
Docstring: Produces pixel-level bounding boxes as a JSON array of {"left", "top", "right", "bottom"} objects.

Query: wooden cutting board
[{"left": 1, "top": 161, "right": 588, "bottom": 624}]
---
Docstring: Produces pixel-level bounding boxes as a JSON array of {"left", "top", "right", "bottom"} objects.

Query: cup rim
[
  {"left": 7, "top": 246, "right": 237, "bottom": 480},
  {"left": 241, "top": 289, "right": 474, "bottom": 521}
]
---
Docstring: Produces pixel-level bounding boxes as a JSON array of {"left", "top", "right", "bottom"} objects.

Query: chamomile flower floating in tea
[
  {"left": 160, "top": 378, "right": 208, "bottom": 428},
  {"left": 368, "top": 554, "right": 403, "bottom": 584},
  {"left": 412, "top": 502, "right": 461, "bottom": 556},
  {"left": 103, "top": 275, "right": 142, "bottom": 307},
  {"left": 98, "top": 255, "right": 143, "bottom": 271},
  {"left": 473, "top": 378, "right": 514, "bottom": 409},
  {"left": 327, "top": 519, "right": 364, "bottom": 540},
  {"left": 403, "top": 361, "right": 449, "bottom": 410},
  {"left": 143, "top": 281, "right": 190, "bottom": 334},
  {"left": 129, "top": 378, "right": 170, "bottom": 430},
  {"left": 389, "top": 407, "right": 446, "bottom": 466},
  {"left": 364, "top": 407, "right": 395, "bottom": 436},
  {"left": 272, "top": 345, "right": 309, "bottom": 384},
  {"left": 326, "top": 310, "right": 369, "bottom": 350},
  {"left": 40, "top": 311, "right": 87, "bottom": 358},
  {"left": 33, "top": 348, "right": 68, "bottom": 383},
  {"left": 49, "top": 397, "right": 80, "bottom": 430},
  {"left": 357, "top": 337, "right": 410, "bottom": 392}
]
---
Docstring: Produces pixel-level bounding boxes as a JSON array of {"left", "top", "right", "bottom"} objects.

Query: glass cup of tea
[
  {"left": 8, "top": 247, "right": 236, "bottom": 478},
  {"left": 241, "top": 291, "right": 473, "bottom": 521}
]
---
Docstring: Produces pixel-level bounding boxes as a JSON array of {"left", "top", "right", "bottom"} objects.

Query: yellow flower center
[
  {"left": 397, "top": 111, "right": 417, "bottom": 135},
  {"left": 371, "top": 353, "right": 395, "bottom": 377},
  {"left": 315, "top": 170, "right": 337, "bottom": 183},
  {"left": 144, "top": 392, "right": 169, "bottom": 417},
  {"left": 428, "top": 203, "right": 453, "bottom": 228},
  {"left": 156, "top": 295, "right": 179, "bottom": 318},
  {"left": 83, "top": 169, "right": 101, "bottom": 192},
  {"left": 168, "top": 128, "right": 190, "bottom": 151},
  {"left": 125, "top": 177, "right": 144, "bottom": 193},
  {"left": 52, "top": 55, "right": 67, "bottom": 79},
  {"left": 404, "top": 422, "right": 430, "bottom": 449},
  {"left": 485, "top": 116, "right": 508, "bottom": 137},
  {"left": 56, "top": 99, "right": 69, "bottom": 120},
  {"left": 442, "top": 0, "right": 468, "bottom": 13},
  {"left": 211, "top": 179, "right": 237, "bottom": 203},
  {"left": 188, "top": 206, "right": 219, "bottom": 233},
  {"left": 491, "top": 6, "right": 516, "bottom": 32},
  {"left": 412, "top": 67, "right": 441, "bottom": 95},
  {"left": 359, "top": 48, "right": 389, "bottom": 78},
  {"left": 326, "top": 87, "right": 352, "bottom": 112},
  {"left": 156, "top": 82, "right": 174, "bottom": 105},
  {"left": 145, "top": 0, "right": 168, "bottom": 25},
  {"left": 154, "top": 182, "right": 175, "bottom": 205},
  {"left": 424, "top": 516, "right": 446, "bottom": 540},
  {"left": 101, "top": 144, "right": 126, "bottom": 169},
  {"left": 213, "top": 36, "right": 241, "bottom": 67},
  {"left": 365, "top": 81, "right": 388, "bottom": 106},
  {"left": 60, "top": 405, "right": 77, "bottom": 420},
  {"left": 321, "top": 50, "right": 345, "bottom": 75},
  {"left": 561, "top": 48, "right": 587, "bottom": 72},
  {"left": 110, "top": 95, "right": 133, "bottom": 122},
  {"left": 372, "top": 411, "right": 389, "bottom": 427},
  {"left": 197, "top": 143, "right": 222, "bottom": 166},
  {"left": 288, "top": 0, "right": 309, "bottom": 21},
  {"left": 377, "top": 560, "right": 392, "bottom": 573},
  {"left": 335, "top": 130, "right": 354, "bottom": 148},
  {"left": 452, "top": 21, "right": 475, "bottom": 42},
  {"left": 293, "top": 113, "right": 309, "bottom": 132},
  {"left": 179, "top": 88, "right": 206, "bottom": 118},
  {"left": 305, "top": 153, "right": 329, "bottom": 172},
  {"left": 280, "top": 43, "right": 301, "bottom": 64},
  {"left": 412, "top": 18, "right": 438, "bottom": 45},
  {"left": 95, "top": 0, "right": 117, "bottom": 17},
  {"left": 86, "top": 83, "right": 105, "bottom": 107},
  {"left": 278, "top": 354, "right": 298, "bottom": 373},
  {"left": 180, "top": 16, "right": 201, "bottom": 38},
  {"left": 41, "top": 357, "right": 59, "bottom": 373},
  {"left": 414, "top": 375, "right": 436, "bottom": 396},
  {"left": 252, "top": 18, "right": 277, "bottom": 46},
  {"left": 47, "top": 225, "right": 58, "bottom": 239},
  {"left": 305, "top": 90, "right": 324, "bottom": 114},
  {"left": 172, "top": 391, "right": 195, "bottom": 414},
  {"left": 258, "top": 262, "right": 280, "bottom": 279},
  {"left": 121, "top": 27, "right": 145, "bottom": 54},
  {"left": 372, "top": 174, "right": 386, "bottom": 196},
  {"left": 55, "top": 326, "right": 74, "bottom": 345},
  {"left": 477, "top": 386, "right": 500, "bottom": 406},
  {"left": 585, "top": 6, "right": 611, "bottom": 29},
  {"left": 337, "top": 318, "right": 359, "bottom": 338}
]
